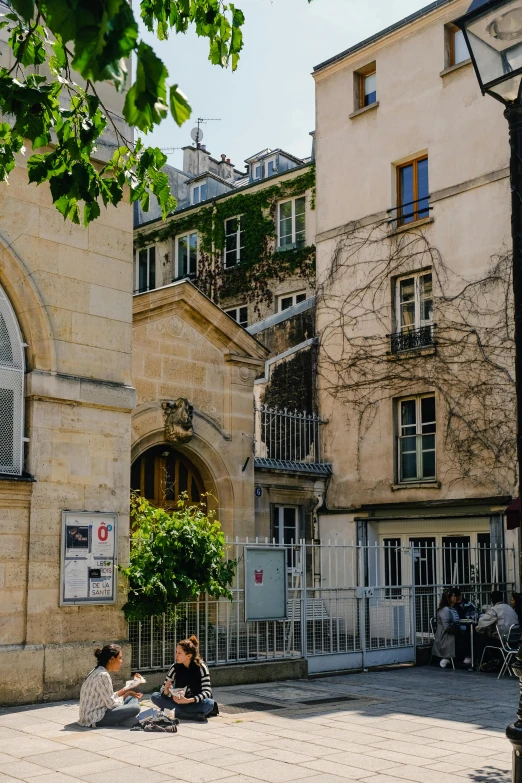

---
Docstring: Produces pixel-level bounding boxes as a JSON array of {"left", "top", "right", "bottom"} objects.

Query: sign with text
[{"left": 60, "top": 511, "right": 118, "bottom": 606}]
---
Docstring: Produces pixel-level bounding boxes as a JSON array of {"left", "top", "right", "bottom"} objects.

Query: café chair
[
  {"left": 498, "top": 623, "right": 522, "bottom": 679},
  {"left": 429, "top": 616, "right": 455, "bottom": 670}
]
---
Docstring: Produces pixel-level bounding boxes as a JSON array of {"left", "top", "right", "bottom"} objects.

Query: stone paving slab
[{"left": 0, "top": 666, "right": 519, "bottom": 782}]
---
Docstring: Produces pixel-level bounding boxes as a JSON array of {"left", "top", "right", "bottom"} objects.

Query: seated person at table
[
  {"left": 432, "top": 588, "right": 471, "bottom": 668},
  {"left": 477, "top": 590, "right": 519, "bottom": 640},
  {"left": 455, "top": 589, "right": 477, "bottom": 621},
  {"left": 151, "top": 636, "right": 217, "bottom": 722},
  {"left": 512, "top": 592, "right": 522, "bottom": 627},
  {"left": 78, "top": 644, "right": 142, "bottom": 728}
]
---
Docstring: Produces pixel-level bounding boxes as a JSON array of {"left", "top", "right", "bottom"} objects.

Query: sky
[{"left": 137, "top": 0, "right": 430, "bottom": 172}]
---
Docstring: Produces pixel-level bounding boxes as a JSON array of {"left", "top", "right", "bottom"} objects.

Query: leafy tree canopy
[
  {"left": 0, "top": 0, "right": 311, "bottom": 225},
  {"left": 120, "top": 493, "right": 237, "bottom": 621}
]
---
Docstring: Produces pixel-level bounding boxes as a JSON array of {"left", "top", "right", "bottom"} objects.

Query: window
[
  {"left": 136, "top": 246, "right": 156, "bottom": 293},
  {"left": 354, "top": 62, "right": 377, "bottom": 111},
  {"left": 397, "top": 395, "right": 436, "bottom": 483},
  {"left": 396, "top": 156, "right": 429, "bottom": 225},
  {"left": 266, "top": 158, "right": 277, "bottom": 177},
  {"left": 225, "top": 305, "right": 248, "bottom": 328},
  {"left": 278, "top": 291, "right": 307, "bottom": 312},
  {"left": 253, "top": 163, "right": 263, "bottom": 180},
  {"left": 383, "top": 538, "right": 402, "bottom": 598},
  {"left": 192, "top": 182, "right": 208, "bottom": 205},
  {"left": 391, "top": 271, "right": 433, "bottom": 352},
  {"left": 224, "top": 216, "right": 244, "bottom": 268},
  {"left": 278, "top": 196, "right": 306, "bottom": 248},
  {"left": 271, "top": 505, "right": 303, "bottom": 566},
  {"left": 361, "top": 71, "right": 376, "bottom": 107},
  {"left": 176, "top": 232, "right": 198, "bottom": 278},
  {"left": 448, "top": 25, "right": 469, "bottom": 67},
  {"left": 0, "top": 285, "right": 24, "bottom": 476}
]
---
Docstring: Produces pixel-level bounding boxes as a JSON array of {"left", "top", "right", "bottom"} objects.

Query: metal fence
[
  {"left": 128, "top": 539, "right": 517, "bottom": 672},
  {"left": 254, "top": 405, "right": 327, "bottom": 467}
]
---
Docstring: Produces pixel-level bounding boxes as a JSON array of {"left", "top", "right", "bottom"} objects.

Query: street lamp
[{"left": 456, "top": 0, "right": 522, "bottom": 776}]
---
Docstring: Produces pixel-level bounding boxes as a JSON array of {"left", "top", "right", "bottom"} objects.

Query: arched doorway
[{"left": 130, "top": 445, "right": 205, "bottom": 509}]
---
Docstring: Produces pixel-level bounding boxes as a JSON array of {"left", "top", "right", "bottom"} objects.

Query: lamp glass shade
[{"left": 458, "top": 0, "right": 522, "bottom": 102}]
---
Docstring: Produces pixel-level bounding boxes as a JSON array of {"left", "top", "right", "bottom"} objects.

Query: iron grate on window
[{"left": 0, "top": 286, "right": 25, "bottom": 475}]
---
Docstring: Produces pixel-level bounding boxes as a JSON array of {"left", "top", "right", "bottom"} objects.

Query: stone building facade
[
  {"left": 313, "top": 0, "right": 517, "bottom": 571},
  {"left": 0, "top": 163, "right": 135, "bottom": 705}
]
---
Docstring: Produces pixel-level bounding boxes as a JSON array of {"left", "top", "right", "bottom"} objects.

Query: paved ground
[{"left": 0, "top": 666, "right": 519, "bottom": 783}]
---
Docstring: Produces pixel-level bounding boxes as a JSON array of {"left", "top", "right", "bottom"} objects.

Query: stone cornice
[{"left": 133, "top": 279, "right": 269, "bottom": 361}]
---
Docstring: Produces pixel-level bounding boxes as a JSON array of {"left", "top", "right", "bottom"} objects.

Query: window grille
[{"left": 0, "top": 285, "right": 25, "bottom": 475}]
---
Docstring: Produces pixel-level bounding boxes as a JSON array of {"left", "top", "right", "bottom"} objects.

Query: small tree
[{"left": 120, "top": 493, "right": 236, "bottom": 621}]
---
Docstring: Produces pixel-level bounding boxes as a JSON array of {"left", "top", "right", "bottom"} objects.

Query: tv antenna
[{"left": 190, "top": 117, "right": 221, "bottom": 147}]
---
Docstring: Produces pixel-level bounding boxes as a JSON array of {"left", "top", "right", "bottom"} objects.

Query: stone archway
[{"left": 131, "top": 411, "right": 236, "bottom": 535}]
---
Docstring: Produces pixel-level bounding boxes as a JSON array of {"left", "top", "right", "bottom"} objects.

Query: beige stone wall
[
  {"left": 0, "top": 163, "right": 134, "bottom": 704},
  {"left": 313, "top": 0, "right": 514, "bottom": 512},
  {"left": 132, "top": 281, "right": 268, "bottom": 538}
]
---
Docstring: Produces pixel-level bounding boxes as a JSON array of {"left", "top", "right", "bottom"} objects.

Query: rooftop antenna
[
  {"left": 190, "top": 117, "right": 221, "bottom": 148},
  {"left": 158, "top": 147, "right": 183, "bottom": 154}
]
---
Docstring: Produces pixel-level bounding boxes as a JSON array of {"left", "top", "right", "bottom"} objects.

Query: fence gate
[{"left": 129, "top": 539, "right": 516, "bottom": 674}]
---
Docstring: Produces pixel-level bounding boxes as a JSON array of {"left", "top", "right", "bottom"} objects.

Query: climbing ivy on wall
[{"left": 134, "top": 166, "right": 316, "bottom": 313}]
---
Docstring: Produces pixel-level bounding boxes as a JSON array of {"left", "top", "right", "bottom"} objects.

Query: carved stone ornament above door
[{"left": 162, "top": 399, "right": 193, "bottom": 443}]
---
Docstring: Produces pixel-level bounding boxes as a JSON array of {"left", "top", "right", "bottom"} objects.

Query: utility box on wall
[{"left": 244, "top": 547, "right": 288, "bottom": 621}]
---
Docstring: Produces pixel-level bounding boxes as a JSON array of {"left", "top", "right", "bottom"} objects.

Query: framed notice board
[
  {"left": 244, "top": 547, "right": 287, "bottom": 622},
  {"left": 60, "top": 511, "right": 118, "bottom": 606}
]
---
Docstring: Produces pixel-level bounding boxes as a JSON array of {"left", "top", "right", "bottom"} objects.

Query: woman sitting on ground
[
  {"left": 78, "top": 644, "right": 142, "bottom": 728},
  {"left": 432, "top": 588, "right": 471, "bottom": 668},
  {"left": 151, "top": 635, "right": 217, "bottom": 722}
]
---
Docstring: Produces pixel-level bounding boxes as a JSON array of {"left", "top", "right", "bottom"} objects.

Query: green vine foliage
[
  {"left": 135, "top": 166, "right": 316, "bottom": 313},
  {"left": 120, "top": 494, "right": 237, "bottom": 621}
]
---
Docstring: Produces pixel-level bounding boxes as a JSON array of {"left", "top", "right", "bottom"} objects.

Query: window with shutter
[{"left": 0, "top": 285, "right": 25, "bottom": 475}]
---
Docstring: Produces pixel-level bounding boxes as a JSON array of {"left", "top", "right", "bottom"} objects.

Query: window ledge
[
  {"left": 391, "top": 481, "right": 440, "bottom": 491},
  {"left": 276, "top": 243, "right": 305, "bottom": 253},
  {"left": 388, "top": 216, "right": 434, "bottom": 237},
  {"left": 0, "top": 472, "right": 35, "bottom": 482},
  {"left": 387, "top": 346, "right": 436, "bottom": 361},
  {"left": 349, "top": 101, "right": 379, "bottom": 120},
  {"left": 439, "top": 59, "right": 472, "bottom": 78}
]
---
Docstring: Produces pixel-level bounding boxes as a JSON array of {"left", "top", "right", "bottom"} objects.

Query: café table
[{"left": 458, "top": 618, "right": 477, "bottom": 669}]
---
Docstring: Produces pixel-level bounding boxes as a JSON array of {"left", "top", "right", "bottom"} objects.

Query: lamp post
[{"left": 455, "top": 0, "right": 522, "bottom": 776}]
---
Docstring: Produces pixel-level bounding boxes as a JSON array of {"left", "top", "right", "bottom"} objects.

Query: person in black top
[{"left": 151, "top": 635, "right": 217, "bottom": 722}]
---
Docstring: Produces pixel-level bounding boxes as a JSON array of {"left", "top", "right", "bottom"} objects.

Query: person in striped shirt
[{"left": 151, "top": 635, "right": 218, "bottom": 722}]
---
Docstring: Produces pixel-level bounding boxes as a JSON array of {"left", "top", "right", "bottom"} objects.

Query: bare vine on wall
[{"left": 316, "top": 219, "right": 516, "bottom": 493}]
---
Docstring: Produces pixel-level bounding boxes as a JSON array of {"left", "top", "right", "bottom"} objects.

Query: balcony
[
  {"left": 254, "top": 405, "right": 332, "bottom": 475},
  {"left": 390, "top": 325, "right": 434, "bottom": 354}
]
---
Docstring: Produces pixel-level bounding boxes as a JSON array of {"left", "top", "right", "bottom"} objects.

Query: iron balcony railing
[
  {"left": 254, "top": 405, "right": 331, "bottom": 474},
  {"left": 390, "top": 324, "right": 434, "bottom": 354},
  {"left": 387, "top": 196, "right": 431, "bottom": 226}
]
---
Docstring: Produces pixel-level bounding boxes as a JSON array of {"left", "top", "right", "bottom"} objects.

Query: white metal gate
[{"left": 129, "top": 538, "right": 516, "bottom": 674}]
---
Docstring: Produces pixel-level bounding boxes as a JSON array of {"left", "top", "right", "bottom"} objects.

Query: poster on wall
[{"left": 60, "top": 511, "right": 118, "bottom": 606}]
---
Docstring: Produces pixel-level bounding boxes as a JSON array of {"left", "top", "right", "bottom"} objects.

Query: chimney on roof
[
  {"left": 218, "top": 153, "right": 235, "bottom": 181},
  {"left": 183, "top": 144, "right": 211, "bottom": 176}
]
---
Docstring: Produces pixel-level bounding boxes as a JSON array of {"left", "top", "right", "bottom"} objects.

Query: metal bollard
[{"left": 506, "top": 723, "right": 522, "bottom": 783}]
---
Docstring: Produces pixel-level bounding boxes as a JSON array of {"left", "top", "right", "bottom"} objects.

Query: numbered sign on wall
[{"left": 60, "top": 511, "right": 118, "bottom": 606}]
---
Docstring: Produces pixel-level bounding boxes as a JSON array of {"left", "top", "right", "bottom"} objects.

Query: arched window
[
  {"left": 131, "top": 446, "right": 205, "bottom": 509},
  {"left": 0, "top": 285, "right": 25, "bottom": 475}
]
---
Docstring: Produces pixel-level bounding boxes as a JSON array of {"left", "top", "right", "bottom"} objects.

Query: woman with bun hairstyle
[
  {"left": 78, "top": 644, "right": 142, "bottom": 727},
  {"left": 151, "top": 635, "right": 217, "bottom": 721}
]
